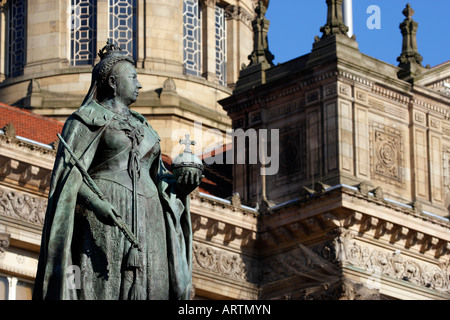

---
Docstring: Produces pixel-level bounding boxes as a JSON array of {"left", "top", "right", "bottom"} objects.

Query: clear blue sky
[{"left": 266, "top": 0, "right": 450, "bottom": 68}]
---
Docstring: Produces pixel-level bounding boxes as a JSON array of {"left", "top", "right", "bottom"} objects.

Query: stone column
[
  {"left": 143, "top": 0, "right": 183, "bottom": 73},
  {"left": 96, "top": 0, "right": 109, "bottom": 64},
  {"left": 24, "top": 0, "right": 70, "bottom": 74},
  {"left": 225, "top": 4, "right": 254, "bottom": 86},
  {"left": 7, "top": 277, "right": 17, "bottom": 300},
  {"left": 225, "top": 5, "right": 239, "bottom": 86},
  {"left": 0, "top": 1, "right": 7, "bottom": 81},
  {"left": 201, "top": 0, "right": 217, "bottom": 82}
]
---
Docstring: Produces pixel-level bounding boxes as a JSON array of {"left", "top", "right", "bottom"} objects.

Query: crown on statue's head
[{"left": 98, "top": 39, "right": 127, "bottom": 60}]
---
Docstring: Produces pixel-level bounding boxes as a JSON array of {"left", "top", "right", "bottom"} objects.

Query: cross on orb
[{"left": 179, "top": 134, "right": 196, "bottom": 153}]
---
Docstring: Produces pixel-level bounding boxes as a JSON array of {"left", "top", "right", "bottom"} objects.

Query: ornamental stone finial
[
  {"left": 319, "top": 0, "right": 349, "bottom": 39},
  {"left": 402, "top": 3, "right": 414, "bottom": 19},
  {"left": 247, "top": 0, "right": 275, "bottom": 67},
  {"left": 397, "top": 3, "right": 425, "bottom": 81}
]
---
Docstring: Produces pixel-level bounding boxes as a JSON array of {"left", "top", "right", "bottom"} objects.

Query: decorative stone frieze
[
  {"left": 369, "top": 121, "right": 404, "bottom": 188},
  {"left": 0, "top": 186, "right": 47, "bottom": 225},
  {"left": 192, "top": 242, "right": 257, "bottom": 283}
]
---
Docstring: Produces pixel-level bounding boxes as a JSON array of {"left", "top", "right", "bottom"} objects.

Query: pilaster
[
  {"left": 24, "top": 0, "right": 70, "bottom": 74},
  {"left": 0, "top": 0, "right": 7, "bottom": 81},
  {"left": 201, "top": 0, "right": 217, "bottom": 82},
  {"left": 96, "top": 0, "right": 109, "bottom": 64}
]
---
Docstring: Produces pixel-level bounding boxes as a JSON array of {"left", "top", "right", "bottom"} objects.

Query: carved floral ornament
[{"left": 369, "top": 122, "right": 404, "bottom": 188}]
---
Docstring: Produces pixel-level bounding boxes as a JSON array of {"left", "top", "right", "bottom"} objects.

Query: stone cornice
[
  {"left": 0, "top": 134, "right": 57, "bottom": 159},
  {"left": 0, "top": 155, "right": 53, "bottom": 193},
  {"left": 190, "top": 191, "right": 258, "bottom": 252},
  {"left": 225, "top": 4, "right": 253, "bottom": 27},
  {"left": 260, "top": 185, "right": 450, "bottom": 261},
  {"left": 411, "top": 94, "right": 450, "bottom": 120}
]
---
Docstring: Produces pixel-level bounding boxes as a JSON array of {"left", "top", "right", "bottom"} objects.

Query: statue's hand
[
  {"left": 87, "top": 196, "right": 121, "bottom": 226},
  {"left": 175, "top": 168, "right": 204, "bottom": 197}
]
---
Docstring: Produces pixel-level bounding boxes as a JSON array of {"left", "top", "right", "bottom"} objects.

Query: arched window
[
  {"left": 183, "top": 0, "right": 202, "bottom": 76},
  {"left": 70, "top": 0, "right": 97, "bottom": 66},
  {"left": 214, "top": 5, "right": 226, "bottom": 85},
  {"left": 7, "top": 0, "right": 27, "bottom": 77},
  {"left": 109, "top": 0, "right": 137, "bottom": 62}
]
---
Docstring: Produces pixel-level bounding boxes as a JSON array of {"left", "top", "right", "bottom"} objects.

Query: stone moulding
[
  {"left": 191, "top": 211, "right": 257, "bottom": 249},
  {"left": 0, "top": 155, "right": 53, "bottom": 191},
  {"left": 0, "top": 132, "right": 57, "bottom": 156}
]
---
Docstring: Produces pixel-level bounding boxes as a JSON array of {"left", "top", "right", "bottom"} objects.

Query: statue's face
[{"left": 111, "top": 62, "right": 142, "bottom": 106}]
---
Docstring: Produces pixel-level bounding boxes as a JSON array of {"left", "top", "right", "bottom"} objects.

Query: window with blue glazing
[
  {"left": 109, "top": 0, "right": 137, "bottom": 62},
  {"left": 214, "top": 5, "right": 226, "bottom": 86},
  {"left": 183, "top": 0, "right": 202, "bottom": 77},
  {"left": 70, "top": 0, "right": 97, "bottom": 66},
  {"left": 8, "top": 0, "right": 27, "bottom": 77}
]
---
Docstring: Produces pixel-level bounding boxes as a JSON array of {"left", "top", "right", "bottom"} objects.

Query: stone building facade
[
  {"left": 218, "top": 1, "right": 450, "bottom": 299},
  {"left": 0, "top": 0, "right": 449, "bottom": 300}
]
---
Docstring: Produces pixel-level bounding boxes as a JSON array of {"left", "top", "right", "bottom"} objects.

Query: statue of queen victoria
[{"left": 33, "top": 42, "right": 202, "bottom": 300}]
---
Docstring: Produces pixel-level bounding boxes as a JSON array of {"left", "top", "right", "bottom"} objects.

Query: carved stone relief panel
[
  {"left": 413, "top": 111, "right": 426, "bottom": 125},
  {"left": 192, "top": 242, "right": 257, "bottom": 284},
  {"left": 0, "top": 186, "right": 47, "bottom": 225},
  {"left": 332, "top": 230, "right": 450, "bottom": 294},
  {"left": 260, "top": 229, "right": 449, "bottom": 297},
  {"left": 369, "top": 121, "right": 404, "bottom": 188}
]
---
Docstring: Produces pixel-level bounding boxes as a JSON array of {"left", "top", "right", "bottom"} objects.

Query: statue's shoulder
[
  {"left": 74, "top": 101, "right": 115, "bottom": 127},
  {"left": 130, "top": 109, "right": 161, "bottom": 141}
]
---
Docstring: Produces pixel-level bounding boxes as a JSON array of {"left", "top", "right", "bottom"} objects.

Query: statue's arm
[{"left": 77, "top": 183, "right": 119, "bottom": 225}]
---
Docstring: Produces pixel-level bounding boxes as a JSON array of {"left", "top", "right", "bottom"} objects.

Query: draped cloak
[{"left": 32, "top": 101, "right": 192, "bottom": 300}]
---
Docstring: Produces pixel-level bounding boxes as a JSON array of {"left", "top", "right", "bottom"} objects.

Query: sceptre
[{"left": 56, "top": 133, "right": 141, "bottom": 251}]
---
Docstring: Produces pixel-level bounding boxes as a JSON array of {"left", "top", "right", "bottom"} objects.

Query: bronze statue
[{"left": 33, "top": 41, "right": 202, "bottom": 300}]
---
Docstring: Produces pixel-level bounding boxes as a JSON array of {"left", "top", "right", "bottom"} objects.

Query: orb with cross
[{"left": 171, "top": 134, "right": 204, "bottom": 182}]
